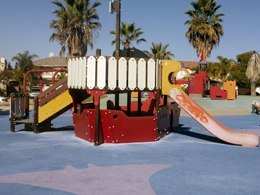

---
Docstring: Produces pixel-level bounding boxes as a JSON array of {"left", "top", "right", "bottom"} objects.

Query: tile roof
[
  {"left": 33, "top": 57, "right": 68, "bottom": 66},
  {"left": 179, "top": 61, "right": 199, "bottom": 69}
]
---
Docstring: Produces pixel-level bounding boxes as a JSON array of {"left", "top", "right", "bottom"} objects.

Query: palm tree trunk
[{"left": 251, "top": 82, "right": 256, "bottom": 96}]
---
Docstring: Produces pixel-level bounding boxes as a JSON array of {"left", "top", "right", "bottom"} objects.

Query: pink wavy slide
[{"left": 169, "top": 88, "right": 259, "bottom": 147}]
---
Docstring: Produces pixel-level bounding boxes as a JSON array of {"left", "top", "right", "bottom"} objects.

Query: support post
[
  {"left": 33, "top": 96, "right": 39, "bottom": 133},
  {"left": 138, "top": 91, "right": 141, "bottom": 114},
  {"left": 87, "top": 90, "right": 106, "bottom": 146},
  {"left": 94, "top": 102, "right": 103, "bottom": 146},
  {"left": 10, "top": 93, "right": 15, "bottom": 132},
  {"left": 96, "top": 49, "right": 101, "bottom": 57},
  {"left": 115, "top": 92, "right": 120, "bottom": 110},
  {"left": 127, "top": 91, "right": 131, "bottom": 116},
  {"left": 164, "top": 95, "right": 167, "bottom": 106},
  {"left": 25, "top": 93, "right": 29, "bottom": 119}
]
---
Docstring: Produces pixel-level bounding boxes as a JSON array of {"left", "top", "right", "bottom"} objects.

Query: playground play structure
[
  {"left": 9, "top": 53, "right": 259, "bottom": 147},
  {"left": 174, "top": 52, "right": 237, "bottom": 100}
]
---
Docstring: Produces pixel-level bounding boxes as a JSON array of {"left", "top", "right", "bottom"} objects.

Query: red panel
[
  {"left": 100, "top": 110, "right": 158, "bottom": 143},
  {"left": 72, "top": 109, "right": 95, "bottom": 142},
  {"left": 210, "top": 86, "right": 227, "bottom": 100},
  {"left": 176, "top": 80, "right": 188, "bottom": 85},
  {"left": 189, "top": 71, "right": 206, "bottom": 94},
  {"left": 120, "top": 98, "right": 155, "bottom": 113}
]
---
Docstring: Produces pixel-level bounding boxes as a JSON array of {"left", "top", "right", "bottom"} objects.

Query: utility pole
[
  {"left": 115, "top": 0, "right": 121, "bottom": 57},
  {"left": 109, "top": 0, "right": 121, "bottom": 57}
]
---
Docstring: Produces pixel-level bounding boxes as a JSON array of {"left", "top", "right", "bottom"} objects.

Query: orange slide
[{"left": 169, "top": 88, "right": 259, "bottom": 147}]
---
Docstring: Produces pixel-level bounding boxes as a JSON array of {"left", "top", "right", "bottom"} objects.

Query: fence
[{"left": 68, "top": 56, "right": 162, "bottom": 91}]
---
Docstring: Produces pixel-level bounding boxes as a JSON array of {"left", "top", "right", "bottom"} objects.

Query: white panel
[
  {"left": 128, "top": 58, "right": 137, "bottom": 90},
  {"left": 75, "top": 58, "right": 80, "bottom": 88},
  {"left": 108, "top": 57, "right": 117, "bottom": 90},
  {"left": 158, "top": 59, "right": 162, "bottom": 88},
  {"left": 155, "top": 59, "right": 159, "bottom": 88},
  {"left": 87, "top": 56, "right": 96, "bottom": 89},
  {"left": 138, "top": 58, "right": 146, "bottom": 90},
  {"left": 68, "top": 59, "right": 72, "bottom": 88},
  {"left": 72, "top": 59, "right": 78, "bottom": 89},
  {"left": 81, "top": 57, "right": 87, "bottom": 89},
  {"left": 118, "top": 58, "right": 127, "bottom": 90},
  {"left": 97, "top": 56, "right": 106, "bottom": 89},
  {"left": 147, "top": 59, "right": 155, "bottom": 90},
  {"left": 78, "top": 58, "right": 83, "bottom": 89}
]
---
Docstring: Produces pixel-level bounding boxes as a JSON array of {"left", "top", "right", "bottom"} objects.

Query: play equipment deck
[{"left": 170, "top": 88, "right": 259, "bottom": 147}]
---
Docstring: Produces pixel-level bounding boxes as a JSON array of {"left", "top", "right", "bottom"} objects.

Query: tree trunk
[{"left": 251, "top": 82, "right": 256, "bottom": 96}]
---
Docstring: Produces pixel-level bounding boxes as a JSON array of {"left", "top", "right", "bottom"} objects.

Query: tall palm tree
[
  {"left": 110, "top": 22, "right": 146, "bottom": 48},
  {"left": 246, "top": 51, "right": 260, "bottom": 96},
  {"left": 11, "top": 51, "right": 38, "bottom": 84},
  {"left": 143, "top": 42, "right": 174, "bottom": 58},
  {"left": 184, "top": 0, "right": 224, "bottom": 57},
  {"left": 50, "top": 0, "right": 102, "bottom": 58}
]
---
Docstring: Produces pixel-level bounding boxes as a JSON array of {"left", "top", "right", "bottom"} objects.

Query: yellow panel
[
  {"left": 223, "top": 81, "right": 236, "bottom": 100},
  {"left": 173, "top": 67, "right": 191, "bottom": 77},
  {"left": 161, "top": 60, "right": 184, "bottom": 95},
  {"left": 131, "top": 92, "right": 138, "bottom": 98},
  {"left": 38, "top": 90, "right": 73, "bottom": 123}
]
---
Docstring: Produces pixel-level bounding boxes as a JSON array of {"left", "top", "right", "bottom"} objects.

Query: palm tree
[
  {"left": 12, "top": 51, "right": 38, "bottom": 74},
  {"left": 50, "top": 0, "right": 102, "bottom": 58},
  {"left": 215, "top": 56, "right": 234, "bottom": 82},
  {"left": 110, "top": 22, "right": 146, "bottom": 48},
  {"left": 246, "top": 51, "right": 260, "bottom": 96},
  {"left": 206, "top": 56, "right": 234, "bottom": 89},
  {"left": 184, "top": 0, "right": 224, "bottom": 57},
  {"left": 143, "top": 42, "right": 174, "bottom": 58},
  {"left": 11, "top": 51, "right": 38, "bottom": 84}
]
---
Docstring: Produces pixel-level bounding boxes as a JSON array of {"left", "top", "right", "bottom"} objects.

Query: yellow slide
[{"left": 38, "top": 90, "right": 73, "bottom": 123}]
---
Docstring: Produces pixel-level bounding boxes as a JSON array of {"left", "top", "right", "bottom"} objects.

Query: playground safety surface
[{"left": 0, "top": 96, "right": 260, "bottom": 194}]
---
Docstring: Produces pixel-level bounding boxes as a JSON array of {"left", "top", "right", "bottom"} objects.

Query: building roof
[
  {"left": 179, "top": 61, "right": 199, "bottom": 69},
  {"left": 33, "top": 57, "right": 68, "bottom": 66}
]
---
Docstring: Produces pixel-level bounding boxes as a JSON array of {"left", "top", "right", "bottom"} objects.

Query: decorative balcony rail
[{"left": 68, "top": 56, "right": 161, "bottom": 91}]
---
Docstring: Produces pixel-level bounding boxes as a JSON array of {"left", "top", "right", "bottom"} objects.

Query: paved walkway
[{"left": 0, "top": 96, "right": 259, "bottom": 194}]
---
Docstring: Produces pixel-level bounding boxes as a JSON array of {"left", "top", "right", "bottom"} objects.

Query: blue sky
[{"left": 0, "top": 0, "right": 259, "bottom": 66}]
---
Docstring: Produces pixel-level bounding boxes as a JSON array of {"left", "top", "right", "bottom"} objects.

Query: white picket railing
[{"left": 68, "top": 56, "right": 161, "bottom": 91}]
